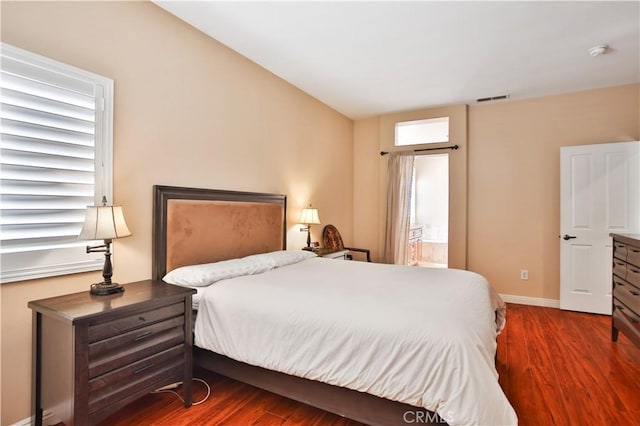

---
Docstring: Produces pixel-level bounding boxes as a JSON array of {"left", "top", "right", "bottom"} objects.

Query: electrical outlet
[{"left": 520, "top": 270, "right": 529, "bottom": 280}]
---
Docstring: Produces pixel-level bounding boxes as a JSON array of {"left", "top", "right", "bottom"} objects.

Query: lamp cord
[{"left": 151, "top": 378, "right": 211, "bottom": 406}]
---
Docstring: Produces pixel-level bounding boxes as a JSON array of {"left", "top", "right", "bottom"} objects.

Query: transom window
[{"left": 395, "top": 117, "right": 449, "bottom": 146}]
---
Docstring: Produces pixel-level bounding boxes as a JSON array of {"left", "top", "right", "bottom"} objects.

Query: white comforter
[{"left": 194, "top": 258, "right": 517, "bottom": 425}]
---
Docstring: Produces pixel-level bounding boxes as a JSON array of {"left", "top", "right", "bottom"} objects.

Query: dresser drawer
[
  {"left": 89, "top": 321, "right": 185, "bottom": 377},
  {"left": 613, "top": 242, "right": 628, "bottom": 261},
  {"left": 613, "top": 276, "right": 640, "bottom": 314},
  {"left": 89, "top": 302, "right": 185, "bottom": 342},
  {"left": 613, "top": 258, "right": 628, "bottom": 279},
  {"left": 627, "top": 246, "right": 640, "bottom": 268},
  {"left": 627, "top": 264, "right": 640, "bottom": 287},
  {"left": 613, "top": 301, "right": 640, "bottom": 338}
]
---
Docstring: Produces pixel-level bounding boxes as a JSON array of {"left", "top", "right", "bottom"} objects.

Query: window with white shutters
[{"left": 1, "top": 43, "right": 114, "bottom": 283}]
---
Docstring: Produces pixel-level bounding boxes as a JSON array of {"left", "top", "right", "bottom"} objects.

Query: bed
[{"left": 152, "top": 185, "right": 517, "bottom": 426}]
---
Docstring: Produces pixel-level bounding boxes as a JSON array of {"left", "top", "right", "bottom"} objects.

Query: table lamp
[
  {"left": 299, "top": 205, "right": 321, "bottom": 248},
  {"left": 78, "top": 196, "right": 132, "bottom": 295}
]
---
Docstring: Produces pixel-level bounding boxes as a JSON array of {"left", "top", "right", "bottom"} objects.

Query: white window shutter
[{"left": 1, "top": 43, "right": 114, "bottom": 282}]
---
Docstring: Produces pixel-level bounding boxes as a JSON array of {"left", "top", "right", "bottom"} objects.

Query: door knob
[{"left": 562, "top": 234, "right": 577, "bottom": 240}]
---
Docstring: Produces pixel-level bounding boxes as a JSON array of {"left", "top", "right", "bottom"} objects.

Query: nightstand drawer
[
  {"left": 89, "top": 315, "right": 184, "bottom": 358},
  {"left": 89, "top": 359, "right": 183, "bottom": 415},
  {"left": 89, "top": 345, "right": 184, "bottom": 397},
  {"left": 613, "top": 276, "right": 640, "bottom": 314},
  {"left": 89, "top": 302, "right": 185, "bottom": 342},
  {"left": 89, "top": 320, "right": 185, "bottom": 377}
]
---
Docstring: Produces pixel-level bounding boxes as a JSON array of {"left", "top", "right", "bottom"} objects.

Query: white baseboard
[
  {"left": 12, "top": 411, "right": 58, "bottom": 426},
  {"left": 500, "top": 293, "right": 560, "bottom": 308},
  {"left": 11, "top": 416, "right": 31, "bottom": 426}
]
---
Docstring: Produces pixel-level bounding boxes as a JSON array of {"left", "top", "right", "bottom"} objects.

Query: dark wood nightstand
[{"left": 29, "top": 280, "right": 196, "bottom": 425}]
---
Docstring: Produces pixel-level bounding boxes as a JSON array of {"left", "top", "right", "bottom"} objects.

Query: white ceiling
[{"left": 154, "top": 1, "right": 640, "bottom": 119}]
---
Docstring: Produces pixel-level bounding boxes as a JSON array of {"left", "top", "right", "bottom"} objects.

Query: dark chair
[{"left": 322, "top": 224, "right": 371, "bottom": 262}]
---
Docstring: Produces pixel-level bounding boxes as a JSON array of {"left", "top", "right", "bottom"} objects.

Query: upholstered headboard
[{"left": 152, "top": 185, "right": 287, "bottom": 280}]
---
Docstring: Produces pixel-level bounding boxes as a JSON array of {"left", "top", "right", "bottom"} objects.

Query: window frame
[{"left": 1, "top": 43, "right": 114, "bottom": 283}]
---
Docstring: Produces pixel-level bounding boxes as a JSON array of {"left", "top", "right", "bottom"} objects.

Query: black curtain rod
[{"left": 380, "top": 144, "right": 459, "bottom": 156}]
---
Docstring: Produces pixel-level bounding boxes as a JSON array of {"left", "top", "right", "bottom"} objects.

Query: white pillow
[
  {"left": 245, "top": 249, "right": 316, "bottom": 268},
  {"left": 163, "top": 250, "right": 316, "bottom": 287},
  {"left": 163, "top": 256, "right": 273, "bottom": 287}
]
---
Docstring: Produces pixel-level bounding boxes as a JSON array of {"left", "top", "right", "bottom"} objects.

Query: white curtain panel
[{"left": 383, "top": 152, "right": 414, "bottom": 264}]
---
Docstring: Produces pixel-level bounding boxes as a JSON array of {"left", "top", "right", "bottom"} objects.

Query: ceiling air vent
[{"left": 476, "top": 94, "right": 510, "bottom": 103}]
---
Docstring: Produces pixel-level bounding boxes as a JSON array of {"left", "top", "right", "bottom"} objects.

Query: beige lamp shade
[
  {"left": 79, "top": 205, "right": 132, "bottom": 240},
  {"left": 300, "top": 206, "right": 321, "bottom": 225}
]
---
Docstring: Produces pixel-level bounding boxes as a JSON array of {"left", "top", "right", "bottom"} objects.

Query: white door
[{"left": 560, "top": 141, "right": 640, "bottom": 314}]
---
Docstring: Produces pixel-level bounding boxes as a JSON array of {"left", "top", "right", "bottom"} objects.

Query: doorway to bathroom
[{"left": 409, "top": 153, "right": 449, "bottom": 268}]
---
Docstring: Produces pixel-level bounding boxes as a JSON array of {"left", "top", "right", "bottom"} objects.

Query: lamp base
[{"left": 90, "top": 281, "right": 125, "bottom": 296}]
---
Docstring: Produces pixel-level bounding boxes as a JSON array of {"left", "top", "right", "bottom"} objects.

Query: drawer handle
[
  {"left": 630, "top": 269, "right": 639, "bottom": 274},
  {"left": 615, "top": 304, "right": 625, "bottom": 311},
  {"left": 630, "top": 290, "right": 639, "bottom": 296},
  {"left": 138, "top": 316, "right": 146, "bottom": 322},
  {"left": 134, "top": 364, "right": 153, "bottom": 374},
  {"left": 631, "top": 249, "right": 639, "bottom": 253},
  {"left": 134, "top": 331, "right": 153, "bottom": 341}
]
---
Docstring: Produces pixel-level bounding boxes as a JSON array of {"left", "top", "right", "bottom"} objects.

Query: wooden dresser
[
  {"left": 29, "top": 280, "right": 195, "bottom": 425},
  {"left": 610, "top": 233, "right": 640, "bottom": 349}
]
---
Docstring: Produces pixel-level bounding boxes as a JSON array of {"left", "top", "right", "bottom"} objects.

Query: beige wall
[
  {"left": 353, "top": 83, "right": 639, "bottom": 301},
  {"left": 0, "top": 2, "right": 353, "bottom": 423},
  {"left": 467, "top": 84, "right": 639, "bottom": 300},
  {"left": 353, "top": 117, "right": 381, "bottom": 260}
]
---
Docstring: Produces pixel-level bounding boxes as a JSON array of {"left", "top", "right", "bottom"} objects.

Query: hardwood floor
[
  {"left": 497, "top": 304, "right": 640, "bottom": 426},
  {"left": 100, "top": 303, "right": 640, "bottom": 426}
]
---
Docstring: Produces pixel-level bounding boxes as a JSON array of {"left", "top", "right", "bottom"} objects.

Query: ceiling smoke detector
[{"left": 588, "top": 44, "right": 608, "bottom": 57}]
